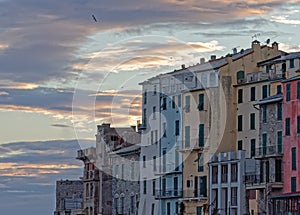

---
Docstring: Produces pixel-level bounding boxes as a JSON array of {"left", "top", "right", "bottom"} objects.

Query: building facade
[
  {"left": 54, "top": 180, "right": 84, "bottom": 215},
  {"left": 111, "top": 145, "right": 141, "bottom": 215}
]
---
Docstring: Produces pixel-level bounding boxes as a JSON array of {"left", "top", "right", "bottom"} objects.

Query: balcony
[
  {"left": 255, "top": 145, "right": 283, "bottom": 159},
  {"left": 180, "top": 189, "right": 207, "bottom": 201},
  {"left": 177, "top": 138, "right": 207, "bottom": 153},
  {"left": 155, "top": 189, "right": 183, "bottom": 199}
]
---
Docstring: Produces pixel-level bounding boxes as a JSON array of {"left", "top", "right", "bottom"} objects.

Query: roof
[
  {"left": 285, "top": 52, "right": 300, "bottom": 60},
  {"left": 139, "top": 57, "right": 228, "bottom": 85},
  {"left": 282, "top": 75, "right": 300, "bottom": 83},
  {"left": 232, "top": 48, "right": 253, "bottom": 61},
  {"left": 256, "top": 93, "right": 283, "bottom": 105},
  {"left": 271, "top": 191, "right": 300, "bottom": 199},
  {"left": 109, "top": 144, "right": 141, "bottom": 156}
]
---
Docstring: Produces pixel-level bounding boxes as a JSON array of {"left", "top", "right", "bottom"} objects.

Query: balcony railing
[
  {"left": 182, "top": 189, "right": 207, "bottom": 199},
  {"left": 155, "top": 189, "right": 183, "bottom": 199},
  {"left": 76, "top": 148, "right": 96, "bottom": 160},
  {"left": 256, "top": 145, "right": 283, "bottom": 158},
  {"left": 244, "top": 173, "right": 262, "bottom": 185},
  {"left": 177, "top": 138, "right": 208, "bottom": 152}
]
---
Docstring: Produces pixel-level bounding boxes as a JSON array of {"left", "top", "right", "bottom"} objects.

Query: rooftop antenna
[{"left": 251, "top": 33, "right": 261, "bottom": 41}]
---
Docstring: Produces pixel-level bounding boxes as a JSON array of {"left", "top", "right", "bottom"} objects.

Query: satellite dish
[{"left": 240, "top": 49, "right": 244, "bottom": 54}]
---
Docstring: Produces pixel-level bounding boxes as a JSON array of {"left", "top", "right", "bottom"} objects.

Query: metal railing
[
  {"left": 155, "top": 189, "right": 183, "bottom": 199},
  {"left": 256, "top": 145, "right": 283, "bottom": 157}
]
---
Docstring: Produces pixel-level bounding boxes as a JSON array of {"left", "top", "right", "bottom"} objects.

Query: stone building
[
  {"left": 76, "top": 147, "right": 101, "bottom": 215},
  {"left": 110, "top": 144, "right": 141, "bottom": 215},
  {"left": 54, "top": 180, "right": 84, "bottom": 215}
]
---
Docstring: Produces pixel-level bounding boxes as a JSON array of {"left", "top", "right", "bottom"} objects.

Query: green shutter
[
  {"left": 238, "top": 115, "right": 243, "bottom": 131},
  {"left": 292, "top": 147, "right": 297, "bottom": 170},
  {"left": 198, "top": 94, "right": 204, "bottom": 110},
  {"left": 298, "top": 116, "right": 300, "bottom": 134},
  {"left": 298, "top": 82, "right": 300, "bottom": 99},
  {"left": 185, "top": 126, "right": 190, "bottom": 148},
  {"left": 238, "top": 140, "right": 243, "bottom": 150},
  {"left": 262, "top": 134, "right": 267, "bottom": 155},
  {"left": 251, "top": 139, "right": 256, "bottom": 157},
  {"left": 198, "top": 153, "right": 203, "bottom": 172},
  {"left": 277, "top": 131, "right": 282, "bottom": 154},
  {"left": 286, "top": 118, "right": 291, "bottom": 136},
  {"left": 250, "top": 113, "right": 255, "bottom": 130},
  {"left": 286, "top": 84, "right": 291, "bottom": 101},
  {"left": 200, "top": 176, "right": 207, "bottom": 196},
  {"left": 291, "top": 177, "right": 296, "bottom": 192},
  {"left": 266, "top": 161, "right": 269, "bottom": 183},
  {"left": 262, "top": 85, "right": 268, "bottom": 99},
  {"left": 199, "top": 124, "right": 204, "bottom": 147}
]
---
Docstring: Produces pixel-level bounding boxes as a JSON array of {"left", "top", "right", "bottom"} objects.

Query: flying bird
[{"left": 92, "top": 14, "right": 98, "bottom": 22}]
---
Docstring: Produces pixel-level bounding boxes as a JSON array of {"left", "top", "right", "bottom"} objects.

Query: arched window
[{"left": 237, "top": 70, "right": 245, "bottom": 83}]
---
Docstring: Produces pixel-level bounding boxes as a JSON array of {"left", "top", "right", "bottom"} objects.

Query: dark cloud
[{"left": 51, "top": 124, "right": 71, "bottom": 128}]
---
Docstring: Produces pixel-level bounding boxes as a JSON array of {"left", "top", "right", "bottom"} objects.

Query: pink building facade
[{"left": 282, "top": 76, "right": 300, "bottom": 194}]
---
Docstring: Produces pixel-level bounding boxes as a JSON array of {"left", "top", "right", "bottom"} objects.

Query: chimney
[
  {"left": 272, "top": 41, "right": 278, "bottom": 51},
  {"left": 181, "top": 64, "right": 185, "bottom": 69},
  {"left": 233, "top": 48, "right": 237, "bottom": 55},
  {"left": 210, "top": 55, "right": 216, "bottom": 60},
  {"left": 252, "top": 40, "right": 260, "bottom": 51},
  {"left": 200, "top": 58, "right": 205, "bottom": 64}
]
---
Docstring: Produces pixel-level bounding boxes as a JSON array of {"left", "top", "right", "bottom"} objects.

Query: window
[
  {"left": 298, "top": 82, "right": 300, "bottom": 99},
  {"left": 277, "top": 103, "right": 282, "bottom": 120},
  {"left": 131, "top": 162, "right": 135, "bottom": 180},
  {"left": 250, "top": 87, "right": 256, "bottom": 101},
  {"left": 266, "top": 161, "right": 269, "bottom": 183},
  {"left": 262, "top": 85, "right": 268, "bottom": 99},
  {"left": 286, "top": 84, "right": 291, "bottom": 102},
  {"left": 174, "top": 177, "right": 178, "bottom": 196},
  {"left": 198, "top": 94, "right": 204, "bottom": 110},
  {"left": 238, "top": 140, "right": 243, "bottom": 150},
  {"left": 187, "top": 180, "right": 191, "bottom": 188},
  {"left": 286, "top": 118, "right": 291, "bottom": 136},
  {"left": 212, "top": 166, "right": 218, "bottom": 184},
  {"left": 162, "top": 97, "right": 167, "bottom": 110},
  {"left": 143, "top": 108, "right": 147, "bottom": 126},
  {"left": 177, "top": 95, "right": 181, "bottom": 107},
  {"left": 250, "top": 113, "right": 255, "bottom": 130},
  {"left": 200, "top": 176, "right": 207, "bottom": 197},
  {"left": 121, "top": 196, "right": 124, "bottom": 214},
  {"left": 231, "top": 187, "right": 238, "bottom": 206},
  {"left": 291, "top": 177, "right": 296, "bottom": 192},
  {"left": 199, "top": 124, "right": 204, "bottom": 147},
  {"left": 175, "top": 150, "right": 179, "bottom": 171},
  {"left": 238, "top": 89, "right": 243, "bottom": 103},
  {"left": 131, "top": 196, "right": 135, "bottom": 214},
  {"left": 152, "top": 106, "right": 156, "bottom": 119},
  {"left": 277, "top": 131, "right": 283, "bottom": 154},
  {"left": 153, "top": 85, "right": 157, "bottom": 95},
  {"left": 143, "top": 179, "right": 147, "bottom": 194},
  {"left": 198, "top": 153, "right": 203, "bottom": 172},
  {"left": 153, "top": 156, "right": 156, "bottom": 171},
  {"left": 298, "top": 116, "right": 300, "bottom": 134},
  {"left": 114, "top": 198, "right": 118, "bottom": 212},
  {"left": 292, "top": 147, "right": 296, "bottom": 170},
  {"left": 115, "top": 165, "right": 119, "bottom": 177},
  {"left": 144, "top": 90, "right": 147, "bottom": 104},
  {"left": 154, "top": 130, "right": 158, "bottom": 144},
  {"left": 275, "top": 160, "right": 282, "bottom": 182},
  {"left": 172, "top": 96, "right": 176, "bottom": 109},
  {"left": 185, "top": 95, "right": 190, "bottom": 113},
  {"left": 162, "top": 149, "right": 166, "bottom": 172},
  {"left": 251, "top": 139, "right": 256, "bottom": 157},
  {"left": 152, "top": 179, "right": 156, "bottom": 196},
  {"left": 143, "top": 156, "right": 146, "bottom": 168},
  {"left": 175, "top": 120, "right": 180, "bottom": 136},
  {"left": 290, "top": 59, "right": 295, "bottom": 68},
  {"left": 238, "top": 115, "right": 243, "bottom": 131},
  {"left": 262, "top": 106, "right": 267, "bottom": 123},
  {"left": 185, "top": 126, "right": 190, "bottom": 148},
  {"left": 121, "top": 164, "right": 124, "bottom": 179},
  {"left": 237, "top": 70, "right": 245, "bottom": 82},
  {"left": 221, "top": 165, "right": 228, "bottom": 183},
  {"left": 277, "top": 85, "right": 282, "bottom": 94},
  {"left": 151, "top": 204, "right": 155, "bottom": 215},
  {"left": 151, "top": 131, "right": 154, "bottom": 144},
  {"left": 197, "top": 206, "right": 202, "bottom": 215},
  {"left": 167, "top": 202, "right": 171, "bottom": 215},
  {"left": 163, "top": 122, "right": 166, "bottom": 137},
  {"left": 262, "top": 134, "right": 267, "bottom": 155},
  {"left": 210, "top": 72, "right": 216, "bottom": 86},
  {"left": 231, "top": 163, "right": 238, "bottom": 182}
]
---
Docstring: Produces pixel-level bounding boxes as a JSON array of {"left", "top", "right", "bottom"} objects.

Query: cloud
[
  {"left": 279, "top": 43, "right": 300, "bottom": 52},
  {"left": 51, "top": 124, "right": 71, "bottom": 128},
  {"left": 271, "top": 15, "right": 300, "bottom": 25}
]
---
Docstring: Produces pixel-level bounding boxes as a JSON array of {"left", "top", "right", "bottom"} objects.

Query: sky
[{"left": 1, "top": 0, "right": 300, "bottom": 214}]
